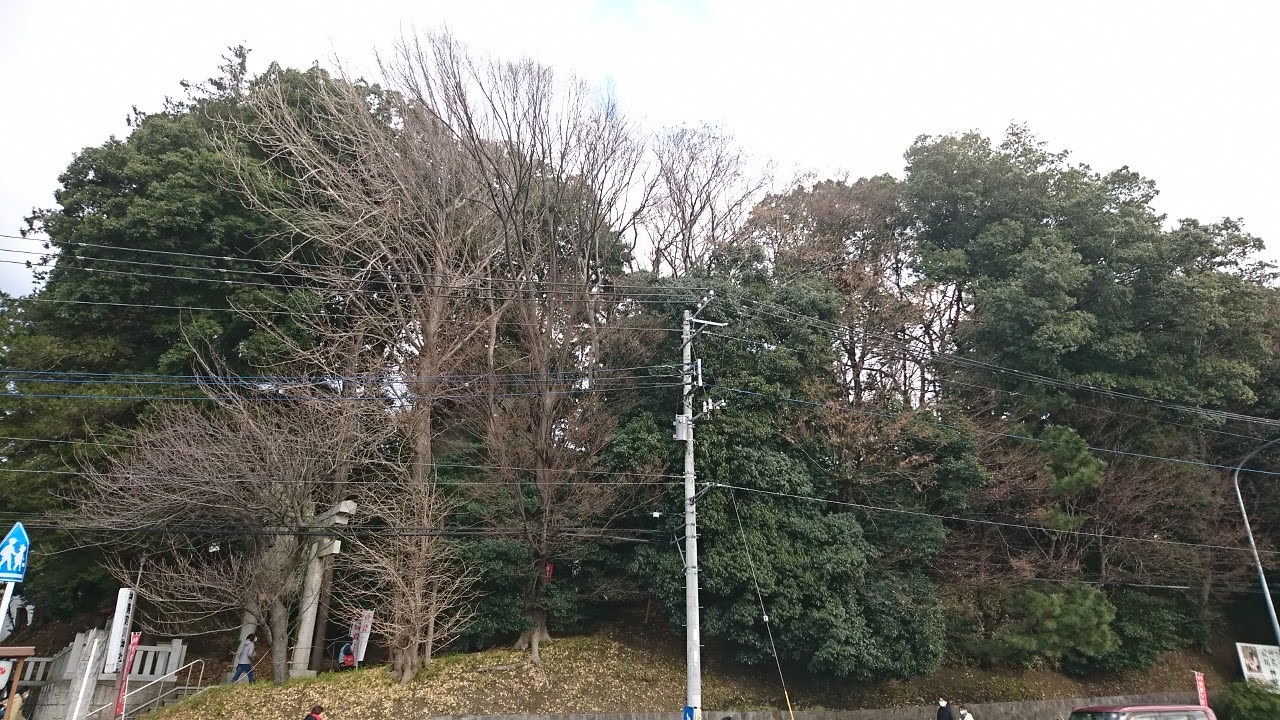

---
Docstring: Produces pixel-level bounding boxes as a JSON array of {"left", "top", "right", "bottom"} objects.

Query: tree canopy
[{"left": 4, "top": 40, "right": 1280, "bottom": 686}]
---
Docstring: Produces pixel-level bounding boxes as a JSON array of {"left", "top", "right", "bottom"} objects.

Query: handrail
[{"left": 82, "top": 658, "right": 205, "bottom": 720}]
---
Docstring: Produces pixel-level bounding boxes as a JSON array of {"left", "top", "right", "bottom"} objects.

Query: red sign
[
  {"left": 545, "top": 562, "right": 554, "bottom": 582},
  {"left": 1195, "top": 671, "right": 1208, "bottom": 706},
  {"left": 115, "top": 632, "right": 142, "bottom": 716}
]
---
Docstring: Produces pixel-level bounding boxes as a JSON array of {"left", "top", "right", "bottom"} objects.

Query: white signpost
[
  {"left": 1237, "top": 642, "right": 1280, "bottom": 692},
  {"left": 104, "top": 589, "right": 135, "bottom": 674},
  {"left": 0, "top": 522, "right": 30, "bottom": 633}
]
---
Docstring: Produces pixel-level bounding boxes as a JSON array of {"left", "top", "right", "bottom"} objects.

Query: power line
[
  {"left": 0, "top": 380, "right": 682, "bottom": 403},
  {"left": 714, "top": 483, "right": 1280, "bottom": 557},
  {"left": 0, "top": 363, "right": 677, "bottom": 384},
  {"left": 0, "top": 467, "right": 682, "bottom": 487},
  {"left": 736, "top": 296, "right": 1280, "bottom": 430},
  {"left": 0, "top": 434, "right": 685, "bottom": 479},
  {"left": 0, "top": 246, "right": 703, "bottom": 302},
  {"left": 718, "top": 385, "right": 1280, "bottom": 479},
  {"left": 942, "top": 376, "right": 1270, "bottom": 443},
  {"left": 12, "top": 235, "right": 1278, "bottom": 430},
  {"left": 0, "top": 256, "right": 698, "bottom": 307},
  {"left": 15, "top": 520, "right": 660, "bottom": 542},
  {"left": 728, "top": 488, "right": 796, "bottom": 719},
  {"left": 0, "top": 233, "right": 714, "bottom": 295},
  {"left": 685, "top": 306, "right": 1271, "bottom": 446},
  {"left": 8, "top": 295, "right": 685, "bottom": 334}
]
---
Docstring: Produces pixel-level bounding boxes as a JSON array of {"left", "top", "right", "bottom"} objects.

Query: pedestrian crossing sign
[{"left": 0, "top": 522, "right": 30, "bottom": 583}]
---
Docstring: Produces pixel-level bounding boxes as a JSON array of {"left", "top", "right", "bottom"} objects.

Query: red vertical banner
[
  {"left": 545, "top": 562, "right": 554, "bottom": 582},
  {"left": 115, "top": 632, "right": 141, "bottom": 716},
  {"left": 1195, "top": 671, "right": 1208, "bottom": 705}
]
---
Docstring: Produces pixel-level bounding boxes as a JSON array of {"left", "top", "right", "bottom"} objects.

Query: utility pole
[{"left": 676, "top": 298, "right": 725, "bottom": 720}]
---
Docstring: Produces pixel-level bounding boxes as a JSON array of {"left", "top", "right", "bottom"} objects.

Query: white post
[
  {"left": 0, "top": 582, "right": 13, "bottom": 641},
  {"left": 70, "top": 637, "right": 101, "bottom": 720},
  {"left": 681, "top": 309, "right": 701, "bottom": 720}
]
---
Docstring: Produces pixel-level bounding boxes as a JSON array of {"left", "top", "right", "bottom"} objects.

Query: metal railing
[{"left": 82, "top": 658, "right": 206, "bottom": 720}]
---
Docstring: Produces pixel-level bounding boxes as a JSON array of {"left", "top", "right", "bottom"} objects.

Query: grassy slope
[{"left": 154, "top": 624, "right": 1240, "bottom": 720}]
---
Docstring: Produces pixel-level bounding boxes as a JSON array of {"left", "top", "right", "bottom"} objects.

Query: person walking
[
  {"left": 231, "top": 633, "right": 257, "bottom": 683},
  {"left": 957, "top": 703, "right": 975, "bottom": 720},
  {"left": 4, "top": 688, "right": 30, "bottom": 720},
  {"left": 936, "top": 697, "right": 956, "bottom": 720}
]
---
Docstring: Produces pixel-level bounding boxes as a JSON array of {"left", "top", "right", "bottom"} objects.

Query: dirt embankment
[{"left": 152, "top": 624, "right": 1240, "bottom": 720}]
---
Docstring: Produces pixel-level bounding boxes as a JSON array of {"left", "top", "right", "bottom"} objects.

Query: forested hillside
[{"left": 3, "top": 38, "right": 1278, "bottom": 688}]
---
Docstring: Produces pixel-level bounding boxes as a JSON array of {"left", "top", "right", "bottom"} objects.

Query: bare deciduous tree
[
  {"left": 338, "top": 467, "right": 477, "bottom": 682},
  {"left": 376, "top": 33, "right": 666, "bottom": 664},
  {"left": 645, "top": 125, "right": 767, "bottom": 278},
  {"left": 219, "top": 52, "right": 511, "bottom": 674},
  {"left": 222, "top": 31, "right": 668, "bottom": 668},
  {"left": 75, "top": 385, "right": 382, "bottom": 683}
]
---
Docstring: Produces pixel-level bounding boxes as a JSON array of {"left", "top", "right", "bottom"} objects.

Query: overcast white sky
[{"left": 0, "top": 0, "right": 1276, "bottom": 296}]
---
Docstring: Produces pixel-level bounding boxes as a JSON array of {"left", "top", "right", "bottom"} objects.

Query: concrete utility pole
[
  {"left": 677, "top": 298, "right": 725, "bottom": 720},
  {"left": 1232, "top": 437, "right": 1280, "bottom": 647}
]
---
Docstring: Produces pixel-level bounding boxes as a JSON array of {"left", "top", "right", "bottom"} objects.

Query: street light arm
[
  {"left": 1236, "top": 436, "right": 1280, "bottom": 478},
  {"left": 1233, "top": 436, "right": 1280, "bottom": 647}
]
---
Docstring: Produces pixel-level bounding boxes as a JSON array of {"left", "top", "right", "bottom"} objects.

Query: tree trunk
[
  {"left": 513, "top": 608, "right": 552, "bottom": 666},
  {"left": 425, "top": 582, "right": 438, "bottom": 666},
  {"left": 977, "top": 592, "right": 996, "bottom": 640},
  {"left": 390, "top": 644, "right": 419, "bottom": 684},
  {"left": 512, "top": 561, "right": 552, "bottom": 664},
  {"left": 269, "top": 598, "right": 290, "bottom": 684},
  {"left": 1198, "top": 571, "right": 1214, "bottom": 650}
]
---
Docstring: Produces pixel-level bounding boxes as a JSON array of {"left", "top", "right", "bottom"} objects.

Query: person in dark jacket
[
  {"left": 936, "top": 697, "right": 956, "bottom": 720},
  {"left": 338, "top": 636, "right": 357, "bottom": 670},
  {"left": 304, "top": 705, "right": 327, "bottom": 720}
]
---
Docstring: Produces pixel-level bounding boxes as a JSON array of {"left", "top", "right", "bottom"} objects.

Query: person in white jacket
[{"left": 957, "top": 703, "right": 975, "bottom": 720}]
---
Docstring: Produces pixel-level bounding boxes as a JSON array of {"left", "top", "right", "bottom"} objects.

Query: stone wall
[
  {"left": 430, "top": 692, "right": 1204, "bottom": 720},
  {"left": 32, "top": 628, "right": 177, "bottom": 720},
  {"left": 34, "top": 675, "right": 170, "bottom": 720}
]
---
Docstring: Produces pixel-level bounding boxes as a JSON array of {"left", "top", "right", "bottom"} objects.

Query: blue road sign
[{"left": 0, "top": 522, "right": 30, "bottom": 583}]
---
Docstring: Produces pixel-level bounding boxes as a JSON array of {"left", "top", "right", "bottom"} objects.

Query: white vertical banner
[
  {"left": 349, "top": 609, "right": 373, "bottom": 662},
  {"left": 104, "top": 588, "right": 134, "bottom": 674}
]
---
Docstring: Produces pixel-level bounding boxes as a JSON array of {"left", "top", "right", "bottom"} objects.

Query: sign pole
[{"left": 0, "top": 582, "right": 13, "bottom": 638}]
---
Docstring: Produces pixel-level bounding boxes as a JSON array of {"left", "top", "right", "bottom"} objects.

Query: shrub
[
  {"left": 1062, "top": 589, "right": 1204, "bottom": 676},
  {"left": 969, "top": 583, "right": 1117, "bottom": 669},
  {"left": 1213, "top": 681, "right": 1280, "bottom": 720}
]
